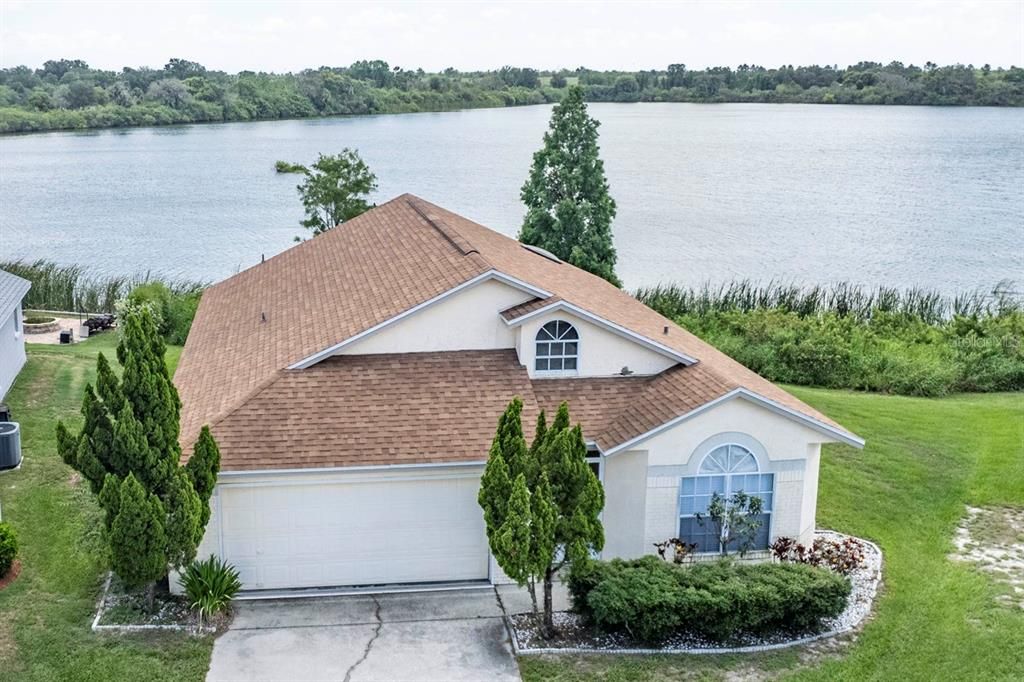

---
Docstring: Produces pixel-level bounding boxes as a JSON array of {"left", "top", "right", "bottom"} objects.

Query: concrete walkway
[{"left": 206, "top": 585, "right": 563, "bottom": 682}]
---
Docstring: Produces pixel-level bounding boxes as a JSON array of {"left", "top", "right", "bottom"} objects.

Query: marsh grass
[
  {"left": 635, "top": 279, "right": 1020, "bottom": 324},
  {"left": 1, "top": 259, "right": 205, "bottom": 314}
]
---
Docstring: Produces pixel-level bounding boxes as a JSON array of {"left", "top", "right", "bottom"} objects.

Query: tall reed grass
[
  {"left": 1, "top": 259, "right": 206, "bottom": 314},
  {"left": 635, "top": 279, "right": 1021, "bottom": 324}
]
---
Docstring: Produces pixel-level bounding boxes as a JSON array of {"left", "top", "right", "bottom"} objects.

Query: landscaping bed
[
  {"left": 510, "top": 530, "right": 882, "bottom": 654},
  {"left": 91, "top": 573, "right": 230, "bottom": 632}
]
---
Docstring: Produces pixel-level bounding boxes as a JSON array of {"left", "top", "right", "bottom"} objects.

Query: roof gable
[{"left": 175, "top": 194, "right": 861, "bottom": 451}]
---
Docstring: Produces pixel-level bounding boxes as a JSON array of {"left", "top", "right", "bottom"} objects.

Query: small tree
[
  {"left": 695, "top": 491, "right": 765, "bottom": 556},
  {"left": 110, "top": 474, "right": 167, "bottom": 609},
  {"left": 276, "top": 149, "right": 377, "bottom": 239},
  {"left": 519, "top": 85, "right": 620, "bottom": 286},
  {"left": 479, "top": 399, "right": 604, "bottom": 637}
]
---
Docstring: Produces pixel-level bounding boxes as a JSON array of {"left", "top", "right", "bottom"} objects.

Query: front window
[
  {"left": 535, "top": 320, "right": 578, "bottom": 372},
  {"left": 678, "top": 444, "right": 774, "bottom": 553}
]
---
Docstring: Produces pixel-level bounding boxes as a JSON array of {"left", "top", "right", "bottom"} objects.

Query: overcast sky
[{"left": 2, "top": 0, "right": 1022, "bottom": 73}]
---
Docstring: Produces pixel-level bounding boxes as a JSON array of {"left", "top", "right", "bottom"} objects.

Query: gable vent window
[{"left": 535, "top": 320, "right": 579, "bottom": 372}]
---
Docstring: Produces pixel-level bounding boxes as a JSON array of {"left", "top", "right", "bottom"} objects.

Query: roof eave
[{"left": 602, "top": 387, "right": 865, "bottom": 457}]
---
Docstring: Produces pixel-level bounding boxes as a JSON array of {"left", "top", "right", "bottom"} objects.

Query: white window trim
[
  {"left": 503, "top": 298, "right": 697, "bottom": 366},
  {"left": 533, "top": 319, "right": 580, "bottom": 376},
  {"left": 676, "top": 443, "right": 775, "bottom": 555}
]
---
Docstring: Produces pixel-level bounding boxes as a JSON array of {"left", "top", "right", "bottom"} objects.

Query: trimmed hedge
[
  {"left": 0, "top": 522, "right": 18, "bottom": 578},
  {"left": 568, "top": 556, "right": 851, "bottom": 643}
]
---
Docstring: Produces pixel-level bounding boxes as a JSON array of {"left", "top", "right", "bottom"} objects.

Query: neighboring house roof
[
  {"left": 0, "top": 269, "right": 31, "bottom": 322},
  {"left": 175, "top": 194, "right": 863, "bottom": 467}
]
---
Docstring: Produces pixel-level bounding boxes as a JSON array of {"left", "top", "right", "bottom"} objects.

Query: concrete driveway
[{"left": 207, "top": 587, "right": 524, "bottom": 682}]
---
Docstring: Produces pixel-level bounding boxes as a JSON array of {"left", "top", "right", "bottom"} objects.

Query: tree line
[{"left": 1, "top": 57, "right": 1020, "bottom": 133}]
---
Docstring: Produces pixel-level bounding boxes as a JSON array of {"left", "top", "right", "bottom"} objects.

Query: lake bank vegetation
[
  {"left": 637, "top": 280, "right": 1023, "bottom": 396},
  {"left": 1, "top": 58, "right": 1021, "bottom": 133}
]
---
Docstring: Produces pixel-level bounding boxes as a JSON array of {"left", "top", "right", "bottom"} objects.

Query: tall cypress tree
[
  {"left": 56, "top": 306, "right": 221, "bottom": 591},
  {"left": 519, "top": 85, "right": 621, "bottom": 286}
]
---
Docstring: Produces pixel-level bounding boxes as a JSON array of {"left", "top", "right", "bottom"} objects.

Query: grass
[
  {"left": 519, "top": 388, "right": 1024, "bottom": 681},
  {"left": 1, "top": 333, "right": 1021, "bottom": 681},
  {"left": 0, "top": 333, "right": 209, "bottom": 682}
]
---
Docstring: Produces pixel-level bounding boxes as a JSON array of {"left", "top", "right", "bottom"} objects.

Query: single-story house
[
  {"left": 0, "top": 269, "right": 31, "bottom": 401},
  {"left": 174, "top": 195, "right": 863, "bottom": 592}
]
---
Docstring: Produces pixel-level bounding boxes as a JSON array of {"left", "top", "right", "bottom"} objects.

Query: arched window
[
  {"left": 678, "top": 443, "right": 774, "bottom": 553},
  {"left": 535, "top": 320, "right": 579, "bottom": 372}
]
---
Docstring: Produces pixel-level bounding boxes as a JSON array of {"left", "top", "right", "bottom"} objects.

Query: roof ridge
[{"left": 405, "top": 196, "right": 493, "bottom": 270}]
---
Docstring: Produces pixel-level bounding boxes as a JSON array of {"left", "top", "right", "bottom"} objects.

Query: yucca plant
[{"left": 180, "top": 555, "right": 242, "bottom": 629}]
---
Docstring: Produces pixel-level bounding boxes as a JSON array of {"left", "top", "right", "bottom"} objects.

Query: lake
[{"left": 1, "top": 103, "right": 1022, "bottom": 294}]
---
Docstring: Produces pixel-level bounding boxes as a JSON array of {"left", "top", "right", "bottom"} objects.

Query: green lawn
[
  {"left": 520, "top": 388, "right": 1024, "bottom": 681},
  {"left": 1, "top": 336, "right": 1021, "bottom": 681},
  {"left": 0, "top": 334, "right": 209, "bottom": 682}
]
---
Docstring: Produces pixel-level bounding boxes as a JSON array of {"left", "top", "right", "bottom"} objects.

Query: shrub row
[
  {"left": 0, "top": 522, "right": 17, "bottom": 578},
  {"left": 568, "top": 556, "right": 850, "bottom": 643}
]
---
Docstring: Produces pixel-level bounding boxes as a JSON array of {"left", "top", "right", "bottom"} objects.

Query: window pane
[
  {"left": 680, "top": 517, "right": 720, "bottom": 554},
  {"left": 535, "top": 358, "right": 549, "bottom": 371},
  {"left": 556, "top": 321, "right": 569, "bottom": 337},
  {"left": 588, "top": 461, "right": 600, "bottom": 479},
  {"left": 563, "top": 358, "right": 577, "bottom": 370},
  {"left": 696, "top": 477, "right": 711, "bottom": 494},
  {"left": 549, "top": 358, "right": 563, "bottom": 370},
  {"left": 550, "top": 342, "right": 564, "bottom": 356},
  {"left": 563, "top": 326, "right": 579, "bottom": 340},
  {"left": 679, "top": 496, "right": 694, "bottom": 514},
  {"left": 537, "top": 343, "right": 550, "bottom": 357},
  {"left": 681, "top": 477, "right": 695, "bottom": 495},
  {"left": 564, "top": 342, "right": 578, "bottom": 355}
]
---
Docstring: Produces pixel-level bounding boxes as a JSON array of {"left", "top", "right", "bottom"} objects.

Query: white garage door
[{"left": 216, "top": 472, "right": 489, "bottom": 590}]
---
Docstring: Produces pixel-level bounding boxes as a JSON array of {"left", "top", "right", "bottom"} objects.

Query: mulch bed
[{"left": 0, "top": 560, "right": 21, "bottom": 591}]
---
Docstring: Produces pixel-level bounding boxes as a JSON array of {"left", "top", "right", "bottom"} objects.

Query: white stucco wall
[
  {"left": 336, "top": 279, "right": 530, "bottom": 356},
  {"left": 604, "top": 396, "right": 835, "bottom": 560},
  {"left": 603, "top": 449, "right": 649, "bottom": 558},
  {"left": 0, "top": 305, "right": 26, "bottom": 400},
  {"left": 518, "top": 309, "right": 677, "bottom": 379}
]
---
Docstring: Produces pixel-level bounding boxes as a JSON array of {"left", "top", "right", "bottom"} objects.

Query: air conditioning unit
[{"left": 0, "top": 423, "right": 21, "bottom": 471}]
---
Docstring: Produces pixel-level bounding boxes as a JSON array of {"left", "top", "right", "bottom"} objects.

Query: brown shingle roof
[
  {"left": 499, "top": 296, "right": 561, "bottom": 321},
  {"left": 193, "top": 350, "right": 540, "bottom": 471},
  {"left": 175, "top": 193, "right": 860, "bottom": 466}
]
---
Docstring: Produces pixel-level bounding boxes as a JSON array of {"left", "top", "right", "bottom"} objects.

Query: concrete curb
[{"left": 510, "top": 531, "right": 884, "bottom": 656}]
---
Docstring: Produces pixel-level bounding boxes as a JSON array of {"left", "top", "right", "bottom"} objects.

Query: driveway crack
[{"left": 343, "top": 595, "right": 382, "bottom": 682}]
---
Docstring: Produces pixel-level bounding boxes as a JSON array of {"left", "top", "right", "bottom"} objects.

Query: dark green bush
[
  {"left": 569, "top": 556, "right": 850, "bottom": 643},
  {"left": 0, "top": 522, "right": 18, "bottom": 577}
]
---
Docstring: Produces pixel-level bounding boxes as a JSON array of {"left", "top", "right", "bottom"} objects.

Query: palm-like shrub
[{"left": 180, "top": 555, "right": 242, "bottom": 627}]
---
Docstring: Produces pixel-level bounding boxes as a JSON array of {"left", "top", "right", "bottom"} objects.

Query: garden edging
[
  {"left": 91, "top": 572, "right": 213, "bottom": 634},
  {"left": 509, "top": 530, "right": 883, "bottom": 656}
]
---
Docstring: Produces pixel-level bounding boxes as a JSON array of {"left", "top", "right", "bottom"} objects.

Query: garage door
[{"left": 216, "top": 472, "right": 489, "bottom": 590}]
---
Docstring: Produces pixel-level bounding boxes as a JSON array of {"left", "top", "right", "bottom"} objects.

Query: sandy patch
[{"left": 951, "top": 506, "right": 1024, "bottom": 609}]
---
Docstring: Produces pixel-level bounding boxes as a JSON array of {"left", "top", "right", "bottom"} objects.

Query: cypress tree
[
  {"left": 110, "top": 474, "right": 167, "bottom": 608},
  {"left": 494, "top": 474, "right": 534, "bottom": 596},
  {"left": 479, "top": 398, "right": 604, "bottom": 637},
  {"left": 164, "top": 468, "right": 202, "bottom": 569},
  {"left": 186, "top": 426, "right": 221, "bottom": 527},
  {"left": 55, "top": 306, "right": 220, "bottom": 588},
  {"left": 519, "top": 85, "right": 620, "bottom": 286},
  {"left": 98, "top": 473, "right": 122, "bottom": 531}
]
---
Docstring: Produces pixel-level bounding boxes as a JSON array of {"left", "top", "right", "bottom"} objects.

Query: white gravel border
[
  {"left": 91, "top": 572, "right": 213, "bottom": 634},
  {"left": 510, "top": 530, "right": 883, "bottom": 656}
]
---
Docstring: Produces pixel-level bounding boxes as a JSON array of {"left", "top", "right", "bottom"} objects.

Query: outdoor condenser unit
[{"left": 0, "top": 422, "right": 21, "bottom": 471}]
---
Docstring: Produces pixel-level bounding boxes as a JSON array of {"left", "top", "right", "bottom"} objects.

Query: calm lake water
[{"left": 1, "top": 103, "right": 1022, "bottom": 293}]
